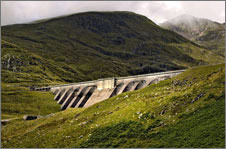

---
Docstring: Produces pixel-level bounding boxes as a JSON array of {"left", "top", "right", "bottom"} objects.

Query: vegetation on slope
[
  {"left": 161, "top": 14, "right": 225, "bottom": 56},
  {"left": 1, "top": 83, "right": 61, "bottom": 119},
  {"left": 1, "top": 40, "right": 69, "bottom": 86},
  {"left": 1, "top": 40, "right": 62, "bottom": 119},
  {"left": 2, "top": 12, "right": 224, "bottom": 86},
  {"left": 195, "top": 26, "right": 225, "bottom": 56},
  {"left": 1, "top": 64, "right": 225, "bottom": 148}
]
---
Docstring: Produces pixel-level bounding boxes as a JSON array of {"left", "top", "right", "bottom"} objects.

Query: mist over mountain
[{"left": 161, "top": 14, "right": 225, "bottom": 56}]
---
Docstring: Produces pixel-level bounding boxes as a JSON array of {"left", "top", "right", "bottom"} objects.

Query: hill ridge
[{"left": 2, "top": 11, "right": 224, "bottom": 86}]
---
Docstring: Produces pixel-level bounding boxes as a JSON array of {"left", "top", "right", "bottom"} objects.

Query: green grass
[
  {"left": 1, "top": 64, "right": 225, "bottom": 148},
  {"left": 81, "top": 93, "right": 225, "bottom": 148},
  {"left": 1, "top": 40, "right": 77, "bottom": 86},
  {"left": 1, "top": 83, "right": 61, "bottom": 119}
]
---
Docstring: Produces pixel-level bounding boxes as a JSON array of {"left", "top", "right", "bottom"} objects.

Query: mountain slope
[
  {"left": 1, "top": 12, "right": 224, "bottom": 87},
  {"left": 1, "top": 40, "right": 71, "bottom": 86},
  {"left": 1, "top": 64, "right": 225, "bottom": 148},
  {"left": 161, "top": 14, "right": 225, "bottom": 56}
]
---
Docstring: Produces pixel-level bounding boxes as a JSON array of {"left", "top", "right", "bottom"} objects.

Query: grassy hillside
[
  {"left": 1, "top": 40, "right": 69, "bottom": 86},
  {"left": 1, "top": 40, "right": 62, "bottom": 119},
  {"left": 161, "top": 14, "right": 225, "bottom": 56},
  {"left": 1, "top": 64, "right": 224, "bottom": 148},
  {"left": 1, "top": 83, "right": 61, "bottom": 119},
  {"left": 1, "top": 12, "right": 224, "bottom": 87}
]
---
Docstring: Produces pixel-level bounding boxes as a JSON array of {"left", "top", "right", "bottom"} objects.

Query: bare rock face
[{"left": 23, "top": 115, "right": 39, "bottom": 121}]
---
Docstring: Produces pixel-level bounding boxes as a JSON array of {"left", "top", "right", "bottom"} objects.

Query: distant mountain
[
  {"left": 1, "top": 12, "right": 224, "bottom": 86},
  {"left": 161, "top": 14, "right": 225, "bottom": 56}
]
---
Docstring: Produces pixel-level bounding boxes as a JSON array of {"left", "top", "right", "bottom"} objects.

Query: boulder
[
  {"left": 23, "top": 115, "right": 38, "bottom": 121},
  {"left": 191, "top": 93, "right": 205, "bottom": 103},
  {"left": 160, "top": 109, "right": 166, "bottom": 115},
  {"left": 1, "top": 120, "right": 10, "bottom": 125}
]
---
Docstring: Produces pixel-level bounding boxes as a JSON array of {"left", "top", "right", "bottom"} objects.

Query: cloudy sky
[{"left": 1, "top": 1, "right": 225, "bottom": 26}]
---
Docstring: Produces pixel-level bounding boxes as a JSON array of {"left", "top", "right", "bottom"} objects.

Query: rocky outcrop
[{"left": 23, "top": 115, "right": 40, "bottom": 121}]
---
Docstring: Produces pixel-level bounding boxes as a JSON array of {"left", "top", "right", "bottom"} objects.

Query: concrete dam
[{"left": 35, "top": 70, "right": 185, "bottom": 110}]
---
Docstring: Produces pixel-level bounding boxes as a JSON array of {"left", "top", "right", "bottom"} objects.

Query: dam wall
[{"left": 35, "top": 69, "right": 185, "bottom": 110}]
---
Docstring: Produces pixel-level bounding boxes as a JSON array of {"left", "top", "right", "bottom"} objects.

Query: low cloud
[{"left": 1, "top": 1, "right": 225, "bottom": 26}]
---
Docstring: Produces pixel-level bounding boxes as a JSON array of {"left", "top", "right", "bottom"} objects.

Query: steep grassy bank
[{"left": 1, "top": 64, "right": 224, "bottom": 148}]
